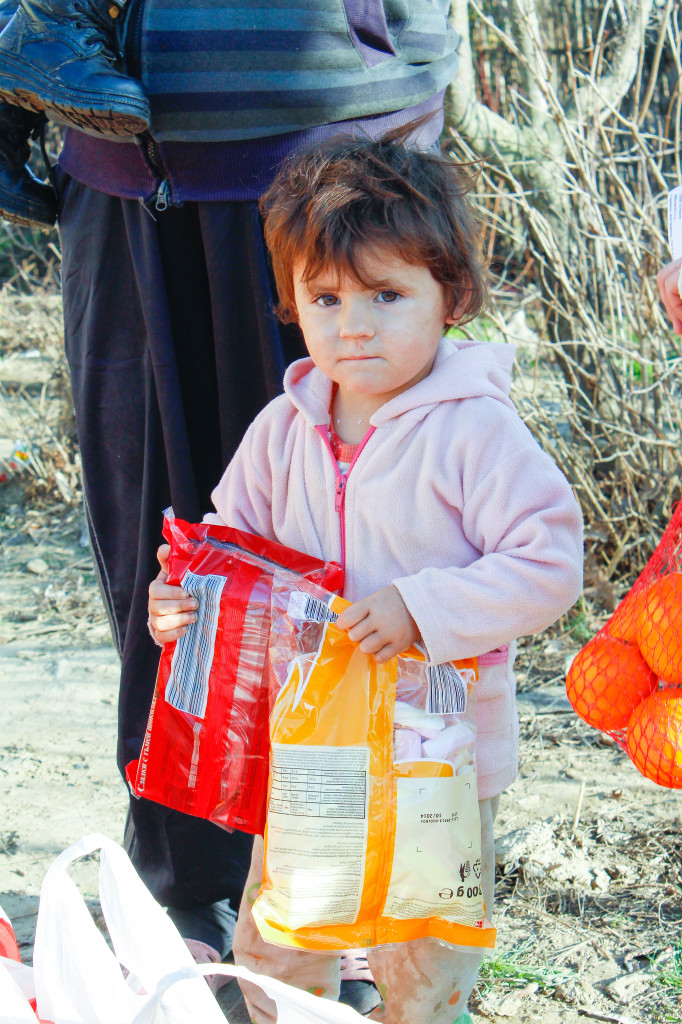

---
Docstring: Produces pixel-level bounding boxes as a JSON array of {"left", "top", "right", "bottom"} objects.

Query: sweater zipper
[
  {"left": 137, "top": 133, "right": 173, "bottom": 217},
  {"left": 315, "top": 424, "right": 376, "bottom": 574},
  {"left": 122, "top": 0, "right": 172, "bottom": 217}
]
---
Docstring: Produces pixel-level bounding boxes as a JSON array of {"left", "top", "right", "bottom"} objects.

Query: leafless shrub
[
  {"left": 0, "top": 121, "right": 61, "bottom": 291},
  {"left": 0, "top": 221, "right": 60, "bottom": 292},
  {"left": 447, "top": 0, "right": 682, "bottom": 588},
  {"left": 0, "top": 286, "right": 81, "bottom": 507},
  {"left": 0, "top": 116, "right": 77, "bottom": 507}
]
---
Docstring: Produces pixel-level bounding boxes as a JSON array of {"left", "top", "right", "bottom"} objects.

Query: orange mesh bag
[{"left": 565, "top": 500, "right": 682, "bottom": 788}]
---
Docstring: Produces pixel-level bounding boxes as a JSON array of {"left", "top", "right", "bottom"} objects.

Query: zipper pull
[
  {"left": 139, "top": 178, "right": 172, "bottom": 221},
  {"left": 139, "top": 192, "right": 157, "bottom": 221},
  {"left": 155, "top": 178, "right": 170, "bottom": 212},
  {"left": 335, "top": 475, "right": 346, "bottom": 513}
]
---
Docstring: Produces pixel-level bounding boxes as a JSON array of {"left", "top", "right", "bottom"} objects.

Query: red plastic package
[
  {"left": 126, "top": 509, "right": 343, "bottom": 835},
  {"left": 1, "top": 904, "right": 40, "bottom": 1017},
  {"left": 0, "top": 907, "right": 20, "bottom": 962}
]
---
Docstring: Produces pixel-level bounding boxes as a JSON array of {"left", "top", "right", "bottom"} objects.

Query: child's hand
[
  {"left": 335, "top": 586, "right": 419, "bottom": 664},
  {"left": 148, "top": 543, "right": 198, "bottom": 644},
  {"left": 656, "top": 257, "right": 682, "bottom": 334}
]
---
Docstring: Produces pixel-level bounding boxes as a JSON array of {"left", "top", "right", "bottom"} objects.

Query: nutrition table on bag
[{"left": 269, "top": 756, "right": 367, "bottom": 819}]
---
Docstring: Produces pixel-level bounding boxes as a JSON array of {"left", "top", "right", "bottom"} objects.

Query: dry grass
[{"left": 0, "top": 285, "right": 81, "bottom": 507}]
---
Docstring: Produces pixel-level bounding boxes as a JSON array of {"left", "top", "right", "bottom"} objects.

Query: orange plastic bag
[
  {"left": 566, "top": 500, "right": 682, "bottom": 787},
  {"left": 252, "top": 577, "right": 496, "bottom": 952}
]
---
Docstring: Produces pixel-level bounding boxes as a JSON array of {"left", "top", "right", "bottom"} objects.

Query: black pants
[{"left": 57, "top": 170, "right": 306, "bottom": 954}]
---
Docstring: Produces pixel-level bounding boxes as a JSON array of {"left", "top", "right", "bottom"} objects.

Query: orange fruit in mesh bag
[
  {"left": 626, "top": 690, "right": 682, "bottom": 788},
  {"left": 608, "top": 588, "right": 650, "bottom": 644},
  {"left": 635, "top": 574, "right": 682, "bottom": 685},
  {"left": 566, "top": 636, "right": 657, "bottom": 731}
]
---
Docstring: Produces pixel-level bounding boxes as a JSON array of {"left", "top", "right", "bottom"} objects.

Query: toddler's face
[{"left": 292, "top": 248, "right": 455, "bottom": 405}]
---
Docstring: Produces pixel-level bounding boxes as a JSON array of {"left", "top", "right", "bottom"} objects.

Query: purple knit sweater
[{"left": 58, "top": 93, "right": 445, "bottom": 203}]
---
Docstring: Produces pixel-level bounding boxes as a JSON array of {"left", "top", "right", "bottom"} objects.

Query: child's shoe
[
  {"left": 338, "top": 951, "right": 382, "bottom": 1016},
  {"left": 185, "top": 937, "right": 233, "bottom": 997},
  {"left": 0, "top": 100, "right": 57, "bottom": 226},
  {"left": 0, "top": 0, "right": 150, "bottom": 136}
]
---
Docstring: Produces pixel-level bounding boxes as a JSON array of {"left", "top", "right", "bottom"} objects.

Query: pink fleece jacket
[{"left": 207, "top": 338, "right": 583, "bottom": 798}]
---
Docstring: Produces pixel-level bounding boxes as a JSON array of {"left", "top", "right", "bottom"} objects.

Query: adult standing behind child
[{"left": 149, "top": 128, "right": 584, "bottom": 1024}]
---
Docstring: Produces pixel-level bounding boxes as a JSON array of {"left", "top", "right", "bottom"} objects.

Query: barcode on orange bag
[
  {"left": 288, "top": 591, "right": 339, "bottom": 623},
  {"left": 426, "top": 664, "right": 468, "bottom": 714}
]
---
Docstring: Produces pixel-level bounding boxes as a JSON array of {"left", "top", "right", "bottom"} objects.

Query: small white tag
[
  {"left": 287, "top": 592, "right": 311, "bottom": 620},
  {"left": 668, "top": 185, "right": 682, "bottom": 259}
]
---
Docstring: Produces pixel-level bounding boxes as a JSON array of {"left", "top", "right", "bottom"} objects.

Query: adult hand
[
  {"left": 656, "top": 257, "right": 682, "bottom": 334},
  {"left": 335, "top": 585, "right": 420, "bottom": 663},
  {"left": 147, "top": 543, "right": 198, "bottom": 644}
]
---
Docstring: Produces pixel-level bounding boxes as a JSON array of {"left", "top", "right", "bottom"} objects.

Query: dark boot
[
  {"left": 0, "top": 0, "right": 17, "bottom": 33},
  {"left": 0, "top": 0, "right": 149, "bottom": 136},
  {"left": 0, "top": 100, "right": 57, "bottom": 227}
]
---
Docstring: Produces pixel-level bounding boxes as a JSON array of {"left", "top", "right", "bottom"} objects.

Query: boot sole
[
  {"left": 0, "top": 64, "right": 150, "bottom": 136},
  {"left": 0, "top": 187, "right": 57, "bottom": 229},
  {"left": 0, "top": 201, "right": 55, "bottom": 229},
  {"left": 12, "top": 88, "right": 149, "bottom": 136}
]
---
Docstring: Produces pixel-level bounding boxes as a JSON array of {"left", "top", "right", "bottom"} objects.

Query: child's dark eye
[
  {"left": 377, "top": 290, "right": 400, "bottom": 303},
  {"left": 315, "top": 294, "right": 339, "bottom": 307}
]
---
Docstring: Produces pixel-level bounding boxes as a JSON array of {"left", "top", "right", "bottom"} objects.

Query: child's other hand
[
  {"left": 335, "top": 586, "right": 419, "bottom": 663},
  {"left": 148, "top": 543, "right": 198, "bottom": 644},
  {"left": 656, "top": 257, "right": 682, "bottom": 334}
]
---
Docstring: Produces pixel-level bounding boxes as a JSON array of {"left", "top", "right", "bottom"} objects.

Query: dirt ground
[{"left": 1, "top": 291, "right": 681, "bottom": 1023}]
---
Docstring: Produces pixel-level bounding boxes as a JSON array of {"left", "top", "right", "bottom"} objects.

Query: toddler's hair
[{"left": 260, "top": 122, "right": 488, "bottom": 325}]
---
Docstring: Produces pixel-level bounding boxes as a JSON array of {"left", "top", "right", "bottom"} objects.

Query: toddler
[{"left": 149, "top": 127, "right": 584, "bottom": 1024}]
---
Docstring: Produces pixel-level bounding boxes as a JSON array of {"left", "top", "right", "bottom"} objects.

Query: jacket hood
[{"left": 282, "top": 337, "right": 517, "bottom": 428}]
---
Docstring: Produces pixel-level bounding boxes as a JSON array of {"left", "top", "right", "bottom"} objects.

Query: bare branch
[
  {"left": 575, "top": 0, "right": 657, "bottom": 118},
  {"left": 447, "top": 0, "right": 527, "bottom": 155},
  {"left": 447, "top": 1, "right": 559, "bottom": 171},
  {"left": 506, "top": 0, "right": 551, "bottom": 125}
]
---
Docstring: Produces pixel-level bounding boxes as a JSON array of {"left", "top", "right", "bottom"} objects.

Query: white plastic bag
[
  {"left": 0, "top": 957, "right": 38, "bottom": 1023},
  {"left": 27, "top": 833, "right": 365, "bottom": 1024},
  {"left": 32, "top": 833, "right": 223, "bottom": 1024},
  {"left": 131, "top": 963, "right": 366, "bottom": 1024},
  {"left": 0, "top": 900, "right": 38, "bottom": 1024}
]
